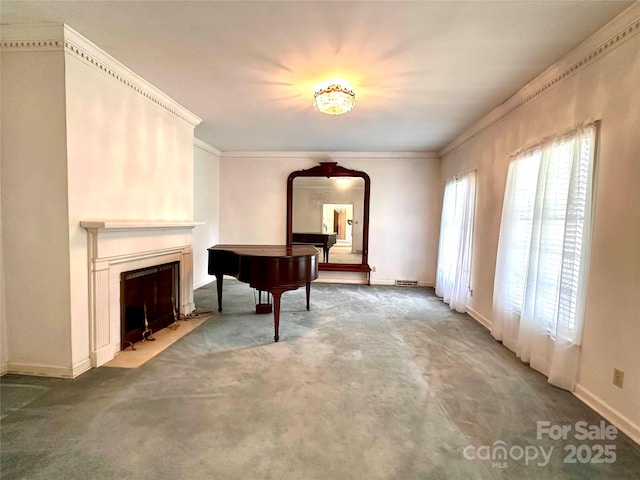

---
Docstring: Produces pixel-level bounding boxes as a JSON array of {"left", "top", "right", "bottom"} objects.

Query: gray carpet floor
[{"left": 2, "top": 280, "right": 640, "bottom": 479}]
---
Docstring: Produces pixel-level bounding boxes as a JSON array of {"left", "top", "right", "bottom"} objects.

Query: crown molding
[
  {"left": 0, "top": 23, "right": 65, "bottom": 50},
  {"left": 62, "top": 25, "right": 202, "bottom": 128},
  {"left": 220, "top": 151, "right": 440, "bottom": 160},
  {"left": 440, "top": 2, "right": 640, "bottom": 157},
  {"left": 1, "top": 23, "right": 202, "bottom": 129},
  {"left": 194, "top": 138, "right": 222, "bottom": 156}
]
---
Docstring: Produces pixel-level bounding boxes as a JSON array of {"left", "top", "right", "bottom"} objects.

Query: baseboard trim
[
  {"left": 315, "top": 278, "right": 368, "bottom": 285},
  {"left": 466, "top": 306, "right": 492, "bottom": 330},
  {"left": 4, "top": 359, "right": 91, "bottom": 379},
  {"left": 91, "top": 343, "right": 119, "bottom": 368},
  {"left": 5, "top": 362, "right": 77, "bottom": 378},
  {"left": 573, "top": 384, "right": 640, "bottom": 447},
  {"left": 72, "top": 358, "right": 93, "bottom": 377},
  {"left": 369, "top": 279, "right": 434, "bottom": 287},
  {"left": 181, "top": 302, "right": 196, "bottom": 315}
]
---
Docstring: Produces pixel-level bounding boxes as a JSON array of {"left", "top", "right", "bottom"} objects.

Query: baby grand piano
[{"left": 207, "top": 245, "right": 319, "bottom": 342}]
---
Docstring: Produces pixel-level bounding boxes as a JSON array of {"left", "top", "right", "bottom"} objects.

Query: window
[
  {"left": 491, "top": 123, "right": 597, "bottom": 391},
  {"left": 504, "top": 150, "right": 541, "bottom": 314}
]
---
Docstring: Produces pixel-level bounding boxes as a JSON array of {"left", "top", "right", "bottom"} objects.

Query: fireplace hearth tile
[{"left": 104, "top": 317, "right": 209, "bottom": 368}]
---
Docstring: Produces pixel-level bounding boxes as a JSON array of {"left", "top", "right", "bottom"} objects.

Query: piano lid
[{"left": 207, "top": 244, "right": 319, "bottom": 258}]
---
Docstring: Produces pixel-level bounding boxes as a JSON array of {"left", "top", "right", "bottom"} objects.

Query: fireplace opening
[{"left": 120, "top": 261, "right": 180, "bottom": 349}]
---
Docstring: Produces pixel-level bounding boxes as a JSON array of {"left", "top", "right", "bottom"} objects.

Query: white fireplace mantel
[{"left": 81, "top": 220, "right": 202, "bottom": 367}]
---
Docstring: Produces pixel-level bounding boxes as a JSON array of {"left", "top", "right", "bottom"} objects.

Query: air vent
[{"left": 395, "top": 280, "right": 418, "bottom": 287}]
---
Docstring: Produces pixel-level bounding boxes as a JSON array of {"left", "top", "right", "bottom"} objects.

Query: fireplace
[
  {"left": 81, "top": 221, "right": 200, "bottom": 367},
  {"left": 120, "top": 261, "right": 180, "bottom": 349}
]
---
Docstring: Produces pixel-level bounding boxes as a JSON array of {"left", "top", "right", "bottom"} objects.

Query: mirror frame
[{"left": 286, "top": 162, "right": 371, "bottom": 275}]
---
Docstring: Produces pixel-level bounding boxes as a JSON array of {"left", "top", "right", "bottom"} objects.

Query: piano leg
[
  {"left": 215, "top": 274, "right": 224, "bottom": 312},
  {"left": 270, "top": 284, "right": 311, "bottom": 342},
  {"left": 271, "top": 289, "right": 283, "bottom": 342}
]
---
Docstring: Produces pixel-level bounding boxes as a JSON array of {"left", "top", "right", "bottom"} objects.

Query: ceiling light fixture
[{"left": 313, "top": 79, "right": 356, "bottom": 115}]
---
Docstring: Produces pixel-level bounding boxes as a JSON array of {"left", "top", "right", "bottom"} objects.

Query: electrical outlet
[
  {"left": 613, "top": 368, "right": 624, "bottom": 388},
  {"left": 371, "top": 266, "right": 376, "bottom": 272}
]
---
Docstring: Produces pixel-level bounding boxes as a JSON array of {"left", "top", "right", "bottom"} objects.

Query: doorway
[{"left": 322, "top": 203, "right": 353, "bottom": 243}]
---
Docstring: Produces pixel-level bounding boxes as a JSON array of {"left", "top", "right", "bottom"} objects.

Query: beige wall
[
  {"left": 0, "top": 164, "right": 5, "bottom": 370},
  {"left": 1, "top": 48, "right": 73, "bottom": 374},
  {"left": 219, "top": 154, "right": 441, "bottom": 286},
  {"left": 440, "top": 26, "right": 640, "bottom": 441},
  {"left": 193, "top": 141, "right": 221, "bottom": 288}
]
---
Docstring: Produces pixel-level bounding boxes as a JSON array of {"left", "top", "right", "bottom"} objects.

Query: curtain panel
[
  {"left": 435, "top": 171, "right": 477, "bottom": 313},
  {"left": 491, "top": 124, "right": 597, "bottom": 391}
]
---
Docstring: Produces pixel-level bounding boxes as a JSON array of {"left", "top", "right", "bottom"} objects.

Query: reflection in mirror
[{"left": 292, "top": 177, "right": 364, "bottom": 264}]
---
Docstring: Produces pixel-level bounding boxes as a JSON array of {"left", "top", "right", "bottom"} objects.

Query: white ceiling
[{"left": 1, "top": 0, "right": 634, "bottom": 153}]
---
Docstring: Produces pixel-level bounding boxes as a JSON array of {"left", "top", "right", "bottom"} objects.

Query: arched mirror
[{"left": 286, "top": 162, "right": 371, "bottom": 275}]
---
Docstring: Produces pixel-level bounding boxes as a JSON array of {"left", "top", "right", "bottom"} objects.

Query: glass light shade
[{"left": 313, "top": 80, "right": 356, "bottom": 115}]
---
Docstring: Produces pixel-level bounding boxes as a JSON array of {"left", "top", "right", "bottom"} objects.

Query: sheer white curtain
[
  {"left": 436, "top": 171, "right": 477, "bottom": 312},
  {"left": 491, "top": 124, "right": 597, "bottom": 391}
]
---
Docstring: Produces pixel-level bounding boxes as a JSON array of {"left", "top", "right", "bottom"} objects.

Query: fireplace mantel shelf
[{"left": 80, "top": 220, "right": 202, "bottom": 231}]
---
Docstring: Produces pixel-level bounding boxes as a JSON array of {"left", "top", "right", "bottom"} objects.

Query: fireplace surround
[{"left": 81, "top": 221, "right": 200, "bottom": 367}]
